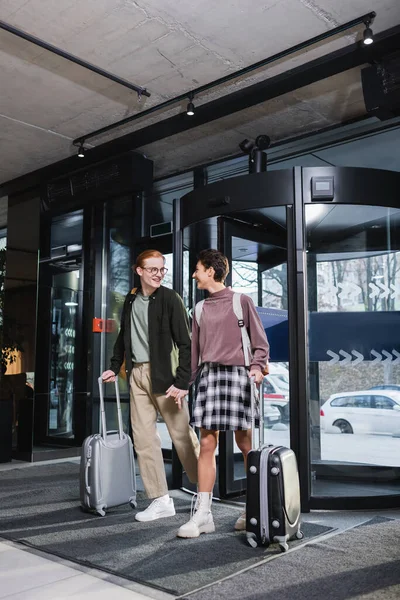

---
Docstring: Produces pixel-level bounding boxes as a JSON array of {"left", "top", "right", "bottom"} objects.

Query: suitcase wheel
[
  {"left": 129, "top": 499, "right": 137, "bottom": 509},
  {"left": 97, "top": 508, "right": 106, "bottom": 517},
  {"left": 279, "top": 542, "right": 289, "bottom": 552},
  {"left": 295, "top": 530, "right": 304, "bottom": 540},
  {"left": 246, "top": 532, "right": 258, "bottom": 548}
]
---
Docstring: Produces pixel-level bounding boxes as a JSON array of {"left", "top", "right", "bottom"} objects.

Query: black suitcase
[{"left": 245, "top": 379, "right": 303, "bottom": 551}]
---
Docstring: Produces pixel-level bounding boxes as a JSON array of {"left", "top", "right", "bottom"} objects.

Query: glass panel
[
  {"left": 51, "top": 210, "right": 83, "bottom": 257},
  {"left": 162, "top": 253, "right": 173, "bottom": 290},
  {"left": 229, "top": 208, "right": 289, "bottom": 482},
  {"left": 49, "top": 270, "right": 79, "bottom": 439},
  {"left": 306, "top": 205, "right": 400, "bottom": 497},
  {"left": 106, "top": 199, "right": 133, "bottom": 398}
]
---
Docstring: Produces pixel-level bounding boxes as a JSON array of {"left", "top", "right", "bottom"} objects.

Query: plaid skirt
[{"left": 192, "top": 363, "right": 259, "bottom": 431}]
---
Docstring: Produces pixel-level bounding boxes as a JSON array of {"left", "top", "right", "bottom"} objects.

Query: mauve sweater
[{"left": 190, "top": 287, "right": 270, "bottom": 382}]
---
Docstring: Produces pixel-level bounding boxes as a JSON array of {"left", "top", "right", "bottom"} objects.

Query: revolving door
[{"left": 174, "top": 167, "right": 400, "bottom": 511}]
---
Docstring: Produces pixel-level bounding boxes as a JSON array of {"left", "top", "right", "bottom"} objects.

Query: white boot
[{"left": 177, "top": 492, "right": 215, "bottom": 538}]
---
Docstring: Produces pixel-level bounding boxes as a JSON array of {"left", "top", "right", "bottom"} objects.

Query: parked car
[
  {"left": 320, "top": 390, "right": 400, "bottom": 435},
  {"left": 263, "top": 403, "right": 281, "bottom": 428},
  {"left": 370, "top": 384, "right": 400, "bottom": 392},
  {"left": 263, "top": 364, "right": 290, "bottom": 423}
]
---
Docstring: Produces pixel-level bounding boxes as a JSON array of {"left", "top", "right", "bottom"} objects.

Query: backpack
[{"left": 195, "top": 292, "right": 269, "bottom": 374}]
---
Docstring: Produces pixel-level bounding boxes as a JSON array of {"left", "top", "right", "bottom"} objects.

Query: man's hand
[
  {"left": 249, "top": 369, "right": 263, "bottom": 385},
  {"left": 166, "top": 385, "right": 189, "bottom": 410},
  {"left": 102, "top": 369, "right": 116, "bottom": 383}
]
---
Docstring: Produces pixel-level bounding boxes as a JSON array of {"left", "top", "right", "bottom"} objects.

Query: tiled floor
[{"left": 0, "top": 539, "right": 173, "bottom": 600}]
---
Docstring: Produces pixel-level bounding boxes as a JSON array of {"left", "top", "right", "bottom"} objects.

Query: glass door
[
  {"left": 35, "top": 209, "right": 85, "bottom": 448},
  {"left": 48, "top": 268, "right": 80, "bottom": 440},
  {"left": 180, "top": 207, "right": 291, "bottom": 498},
  {"left": 306, "top": 204, "right": 400, "bottom": 505},
  {"left": 218, "top": 210, "right": 289, "bottom": 496}
]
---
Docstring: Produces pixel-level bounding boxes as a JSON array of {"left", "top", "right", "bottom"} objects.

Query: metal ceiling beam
[
  {"left": 0, "top": 20, "right": 150, "bottom": 98},
  {"left": 2, "top": 24, "right": 400, "bottom": 198},
  {"left": 74, "top": 11, "right": 376, "bottom": 145}
]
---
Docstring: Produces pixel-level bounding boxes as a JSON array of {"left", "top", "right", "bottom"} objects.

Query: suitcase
[
  {"left": 80, "top": 377, "right": 137, "bottom": 516},
  {"left": 245, "top": 378, "right": 303, "bottom": 551}
]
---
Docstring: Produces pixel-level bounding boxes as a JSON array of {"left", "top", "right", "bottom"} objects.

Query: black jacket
[{"left": 110, "top": 286, "right": 191, "bottom": 393}]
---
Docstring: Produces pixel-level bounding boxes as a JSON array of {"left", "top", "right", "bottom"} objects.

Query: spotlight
[
  {"left": 363, "top": 19, "right": 374, "bottom": 45},
  {"left": 186, "top": 94, "right": 195, "bottom": 116},
  {"left": 77, "top": 144, "right": 85, "bottom": 158},
  {"left": 363, "top": 27, "right": 374, "bottom": 45},
  {"left": 255, "top": 134, "right": 271, "bottom": 151},
  {"left": 239, "top": 139, "right": 254, "bottom": 154}
]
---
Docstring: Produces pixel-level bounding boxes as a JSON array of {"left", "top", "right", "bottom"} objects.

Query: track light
[
  {"left": 186, "top": 93, "right": 195, "bottom": 116},
  {"left": 77, "top": 144, "right": 85, "bottom": 158},
  {"left": 363, "top": 19, "right": 374, "bottom": 45},
  {"left": 239, "top": 135, "right": 271, "bottom": 155},
  {"left": 255, "top": 134, "right": 271, "bottom": 151},
  {"left": 239, "top": 139, "right": 254, "bottom": 154}
]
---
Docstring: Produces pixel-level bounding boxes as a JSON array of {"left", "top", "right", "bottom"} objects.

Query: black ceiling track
[
  {"left": 74, "top": 11, "right": 376, "bottom": 145},
  {"left": 2, "top": 24, "right": 400, "bottom": 198},
  {"left": 0, "top": 20, "right": 150, "bottom": 98}
]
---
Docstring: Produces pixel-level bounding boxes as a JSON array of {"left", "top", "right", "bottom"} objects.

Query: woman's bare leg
[{"left": 198, "top": 428, "right": 219, "bottom": 492}]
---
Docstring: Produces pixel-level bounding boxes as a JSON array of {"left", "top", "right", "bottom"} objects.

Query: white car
[
  {"left": 263, "top": 365, "right": 290, "bottom": 423},
  {"left": 263, "top": 403, "right": 281, "bottom": 428},
  {"left": 320, "top": 390, "right": 400, "bottom": 436}
]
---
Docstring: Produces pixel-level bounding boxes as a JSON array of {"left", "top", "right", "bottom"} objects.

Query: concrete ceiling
[{"left": 0, "top": 0, "right": 399, "bottom": 187}]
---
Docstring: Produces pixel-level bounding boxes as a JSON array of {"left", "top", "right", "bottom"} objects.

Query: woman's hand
[
  {"left": 249, "top": 369, "right": 263, "bottom": 385},
  {"left": 166, "top": 385, "right": 189, "bottom": 410}
]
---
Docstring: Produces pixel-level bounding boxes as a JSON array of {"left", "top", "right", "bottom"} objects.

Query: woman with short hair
[{"left": 177, "top": 248, "right": 269, "bottom": 538}]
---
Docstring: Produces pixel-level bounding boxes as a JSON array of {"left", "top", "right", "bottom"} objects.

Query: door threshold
[{"left": 32, "top": 446, "right": 81, "bottom": 462}]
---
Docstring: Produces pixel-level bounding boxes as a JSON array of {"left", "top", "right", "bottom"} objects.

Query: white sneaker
[
  {"left": 234, "top": 511, "right": 246, "bottom": 531},
  {"left": 135, "top": 496, "right": 176, "bottom": 522}
]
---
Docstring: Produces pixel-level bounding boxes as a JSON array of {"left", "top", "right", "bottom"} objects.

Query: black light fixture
[
  {"left": 238, "top": 139, "right": 254, "bottom": 154},
  {"left": 77, "top": 144, "right": 85, "bottom": 158},
  {"left": 363, "top": 17, "right": 374, "bottom": 45},
  {"left": 186, "top": 93, "right": 195, "bottom": 116},
  {"left": 239, "top": 135, "right": 271, "bottom": 173}
]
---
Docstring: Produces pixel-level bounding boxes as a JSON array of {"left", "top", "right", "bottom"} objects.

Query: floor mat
[
  {"left": 185, "top": 516, "right": 400, "bottom": 600},
  {"left": 0, "top": 462, "right": 331, "bottom": 596}
]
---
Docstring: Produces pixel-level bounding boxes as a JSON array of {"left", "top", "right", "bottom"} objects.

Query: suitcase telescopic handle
[
  {"left": 250, "top": 376, "right": 264, "bottom": 449},
  {"left": 98, "top": 376, "right": 124, "bottom": 440}
]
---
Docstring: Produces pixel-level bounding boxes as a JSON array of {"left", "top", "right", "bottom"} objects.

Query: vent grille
[
  {"left": 47, "top": 162, "right": 121, "bottom": 203},
  {"left": 378, "top": 51, "right": 400, "bottom": 95},
  {"left": 45, "top": 152, "right": 153, "bottom": 208}
]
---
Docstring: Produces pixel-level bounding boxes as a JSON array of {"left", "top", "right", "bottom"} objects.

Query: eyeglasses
[{"left": 142, "top": 267, "right": 168, "bottom": 276}]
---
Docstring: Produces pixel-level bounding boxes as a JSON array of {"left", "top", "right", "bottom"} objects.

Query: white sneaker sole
[
  {"left": 135, "top": 507, "right": 176, "bottom": 522},
  {"left": 177, "top": 521, "right": 215, "bottom": 538}
]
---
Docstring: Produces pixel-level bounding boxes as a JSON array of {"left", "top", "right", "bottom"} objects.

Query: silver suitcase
[{"left": 80, "top": 377, "right": 137, "bottom": 516}]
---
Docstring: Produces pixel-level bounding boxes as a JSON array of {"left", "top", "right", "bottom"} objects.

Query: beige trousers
[{"left": 129, "top": 363, "right": 199, "bottom": 498}]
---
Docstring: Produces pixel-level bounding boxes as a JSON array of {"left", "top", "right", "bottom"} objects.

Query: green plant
[{"left": 0, "top": 248, "right": 24, "bottom": 372}]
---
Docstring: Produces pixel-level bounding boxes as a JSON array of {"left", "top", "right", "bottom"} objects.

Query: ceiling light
[
  {"left": 186, "top": 94, "right": 195, "bottom": 116},
  {"left": 363, "top": 20, "right": 374, "bottom": 45},
  {"left": 77, "top": 144, "right": 85, "bottom": 158},
  {"left": 65, "top": 301, "right": 78, "bottom": 306}
]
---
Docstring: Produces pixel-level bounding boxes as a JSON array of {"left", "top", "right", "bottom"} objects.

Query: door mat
[
  {"left": 0, "top": 462, "right": 331, "bottom": 596},
  {"left": 184, "top": 516, "right": 400, "bottom": 600}
]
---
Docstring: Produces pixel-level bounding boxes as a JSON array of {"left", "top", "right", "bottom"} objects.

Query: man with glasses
[{"left": 102, "top": 249, "right": 199, "bottom": 522}]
